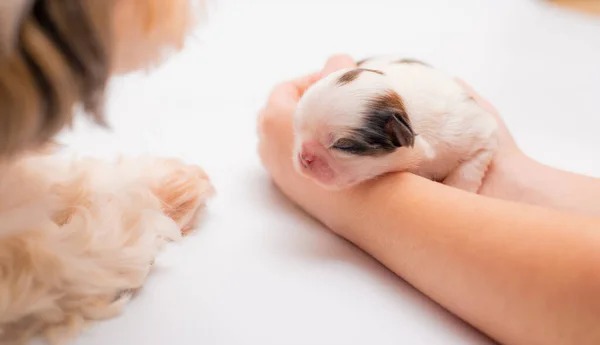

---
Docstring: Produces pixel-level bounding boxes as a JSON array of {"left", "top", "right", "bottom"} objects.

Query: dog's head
[
  {"left": 293, "top": 67, "right": 417, "bottom": 190},
  {"left": 0, "top": 0, "right": 207, "bottom": 158}
]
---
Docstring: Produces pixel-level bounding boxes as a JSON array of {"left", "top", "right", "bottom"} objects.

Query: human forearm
[
  {"left": 480, "top": 152, "right": 600, "bottom": 219},
  {"left": 258, "top": 56, "right": 600, "bottom": 345},
  {"left": 265, "top": 130, "right": 600, "bottom": 344},
  {"left": 339, "top": 172, "right": 600, "bottom": 345}
]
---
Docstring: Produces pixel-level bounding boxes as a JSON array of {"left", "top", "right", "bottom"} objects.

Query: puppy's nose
[{"left": 300, "top": 152, "right": 315, "bottom": 168}]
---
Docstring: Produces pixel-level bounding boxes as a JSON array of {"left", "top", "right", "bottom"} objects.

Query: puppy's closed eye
[{"left": 331, "top": 138, "right": 368, "bottom": 154}]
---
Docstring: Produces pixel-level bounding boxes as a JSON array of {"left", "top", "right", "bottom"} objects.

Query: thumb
[{"left": 320, "top": 54, "right": 357, "bottom": 76}]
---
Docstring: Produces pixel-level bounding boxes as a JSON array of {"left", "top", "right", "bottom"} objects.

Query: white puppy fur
[{"left": 293, "top": 56, "right": 499, "bottom": 192}]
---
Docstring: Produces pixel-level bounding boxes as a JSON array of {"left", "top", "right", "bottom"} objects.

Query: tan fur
[
  {"left": 0, "top": 154, "right": 214, "bottom": 344},
  {"left": 0, "top": 0, "right": 207, "bottom": 157},
  {"left": 0, "top": 0, "right": 212, "bottom": 343},
  {"left": 112, "top": 0, "right": 207, "bottom": 73}
]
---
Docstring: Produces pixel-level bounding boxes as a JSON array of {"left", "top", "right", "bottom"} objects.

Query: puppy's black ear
[
  {"left": 367, "top": 89, "right": 416, "bottom": 149},
  {"left": 385, "top": 112, "right": 415, "bottom": 148}
]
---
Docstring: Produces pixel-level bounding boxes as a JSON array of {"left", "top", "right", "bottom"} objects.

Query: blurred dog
[
  {"left": 0, "top": 1, "right": 213, "bottom": 344},
  {"left": 293, "top": 56, "right": 498, "bottom": 192}
]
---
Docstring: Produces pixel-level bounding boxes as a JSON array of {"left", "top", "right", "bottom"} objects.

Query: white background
[{"left": 52, "top": 0, "right": 600, "bottom": 344}]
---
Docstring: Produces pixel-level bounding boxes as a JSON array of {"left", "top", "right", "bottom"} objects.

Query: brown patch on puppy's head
[
  {"left": 395, "top": 58, "right": 430, "bottom": 67},
  {"left": 336, "top": 68, "right": 384, "bottom": 86},
  {"left": 356, "top": 57, "right": 371, "bottom": 66},
  {"left": 371, "top": 90, "right": 416, "bottom": 148},
  {"left": 328, "top": 89, "right": 415, "bottom": 159},
  {"left": 336, "top": 69, "right": 363, "bottom": 85}
]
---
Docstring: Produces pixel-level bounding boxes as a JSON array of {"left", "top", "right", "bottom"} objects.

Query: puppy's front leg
[{"left": 442, "top": 148, "right": 495, "bottom": 193}]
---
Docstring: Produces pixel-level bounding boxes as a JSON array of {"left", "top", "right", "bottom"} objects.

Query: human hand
[
  {"left": 461, "top": 79, "right": 600, "bottom": 218},
  {"left": 257, "top": 54, "right": 358, "bottom": 228},
  {"left": 257, "top": 54, "right": 534, "bottom": 218},
  {"left": 455, "top": 79, "right": 520, "bottom": 158},
  {"left": 455, "top": 79, "right": 532, "bottom": 200}
]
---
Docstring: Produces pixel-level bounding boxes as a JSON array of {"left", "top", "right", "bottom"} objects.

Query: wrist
[
  {"left": 479, "top": 151, "right": 544, "bottom": 203},
  {"left": 330, "top": 172, "right": 432, "bottom": 241},
  {"left": 478, "top": 151, "right": 593, "bottom": 215}
]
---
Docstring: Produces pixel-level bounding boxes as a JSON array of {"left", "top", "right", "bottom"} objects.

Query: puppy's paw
[
  {"left": 147, "top": 159, "right": 215, "bottom": 235},
  {"left": 443, "top": 175, "right": 483, "bottom": 193},
  {"left": 442, "top": 149, "right": 495, "bottom": 193}
]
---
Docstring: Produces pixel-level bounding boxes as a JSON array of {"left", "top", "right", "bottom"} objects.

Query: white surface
[{"left": 53, "top": 0, "right": 600, "bottom": 344}]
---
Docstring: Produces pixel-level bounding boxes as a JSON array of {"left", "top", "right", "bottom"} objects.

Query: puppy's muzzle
[{"left": 299, "top": 152, "right": 315, "bottom": 168}]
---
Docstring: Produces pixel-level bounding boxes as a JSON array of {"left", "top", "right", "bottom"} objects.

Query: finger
[
  {"left": 265, "top": 54, "right": 357, "bottom": 109},
  {"left": 268, "top": 54, "right": 356, "bottom": 103},
  {"left": 284, "top": 54, "right": 357, "bottom": 101},
  {"left": 292, "top": 71, "right": 323, "bottom": 96},
  {"left": 321, "top": 54, "right": 357, "bottom": 76},
  {"left": 265, "top": 72, "right": 321, "bottom": 106},
  {"left": 455, "top": 78, "right": 514, "bottom": 141}
]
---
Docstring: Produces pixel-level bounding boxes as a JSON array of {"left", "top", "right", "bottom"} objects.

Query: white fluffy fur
[
  {"left": 293, "top": 56, "right": 499, "bottom": 192},
  {"left": 0, "top": 150, "right": 214, "bottom": 344}
]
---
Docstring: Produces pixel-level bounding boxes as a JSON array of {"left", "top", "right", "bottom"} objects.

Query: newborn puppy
[{"left": 293, "top": 56, "right": 498, "bottom": 192}]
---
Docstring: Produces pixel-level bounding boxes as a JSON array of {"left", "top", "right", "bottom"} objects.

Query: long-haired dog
[{"left": 0, "top": 1, "right": 214, "bottom": 344}]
